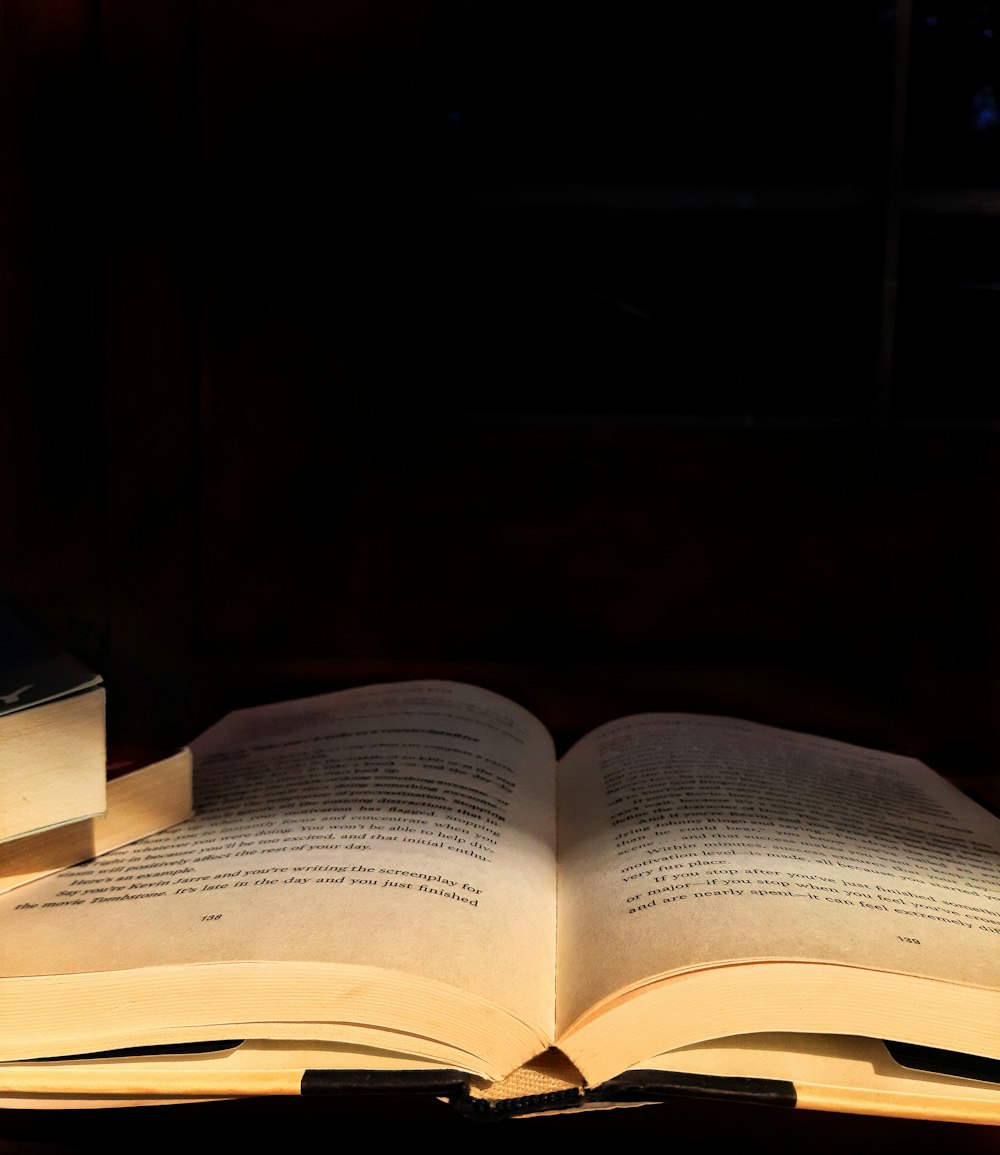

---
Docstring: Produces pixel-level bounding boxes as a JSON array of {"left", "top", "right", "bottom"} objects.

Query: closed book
[{"left": 0, "top": 603, "right": 106, "bottom": 843}]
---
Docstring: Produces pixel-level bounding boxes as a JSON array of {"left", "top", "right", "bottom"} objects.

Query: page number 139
[{"left": 897, "top": 935, "right": 920, "bottom": 944}]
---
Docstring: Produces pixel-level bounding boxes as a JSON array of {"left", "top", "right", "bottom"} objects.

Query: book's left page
[{"left": 0, "top": 680, "right": 558, "bottom": 1082}]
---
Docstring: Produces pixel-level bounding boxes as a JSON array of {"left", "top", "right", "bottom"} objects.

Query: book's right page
[{"left": 553, "top": 713, "right": 1000, "bottom": 1086}]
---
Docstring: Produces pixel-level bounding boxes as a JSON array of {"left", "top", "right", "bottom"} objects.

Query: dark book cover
[{"left": 0, "top": 603, "right": 102, "bottom": 719}]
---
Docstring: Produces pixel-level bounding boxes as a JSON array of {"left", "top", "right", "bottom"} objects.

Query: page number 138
[{"left": 201, "top": 914, "right": 222, "bottom": 921}]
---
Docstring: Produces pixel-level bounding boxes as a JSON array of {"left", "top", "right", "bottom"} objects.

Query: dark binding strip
[
  {"left": 33, "top": 1040, "right": 243, "bottom": 1061},
  {"left": 301, "top": 1067, "right": 470, "bottom": 1098},
  {"left": 595, "top": 1069, "right": 797, "bottom": 1108},
  {"left": 885, "top": 1042, "right": 1000, "bottom": 1085}
]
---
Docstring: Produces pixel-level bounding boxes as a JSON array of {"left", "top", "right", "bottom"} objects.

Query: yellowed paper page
[
  {"left": 555, "top": 713, "right": 1000, "bottom": 1078},
  {"left": 0, "top": 681, "right": 557, "bottom": 1076}
]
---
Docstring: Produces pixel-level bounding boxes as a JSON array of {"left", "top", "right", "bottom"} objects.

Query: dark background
[
  {"left": 1, "top": 5, "right": 1000, "bottom": 1148},
  {"left": 1, "top": 0, "right": 998, "bottom": 778}
]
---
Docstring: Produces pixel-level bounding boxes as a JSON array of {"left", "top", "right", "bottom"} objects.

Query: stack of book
[{"left": 0, "top": 602, "right": 193, "bottom": 895}]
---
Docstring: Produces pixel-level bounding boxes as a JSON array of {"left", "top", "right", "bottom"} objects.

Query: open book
[{"left": 0, "top": 680, "right": 998, "bottom": 1122}]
